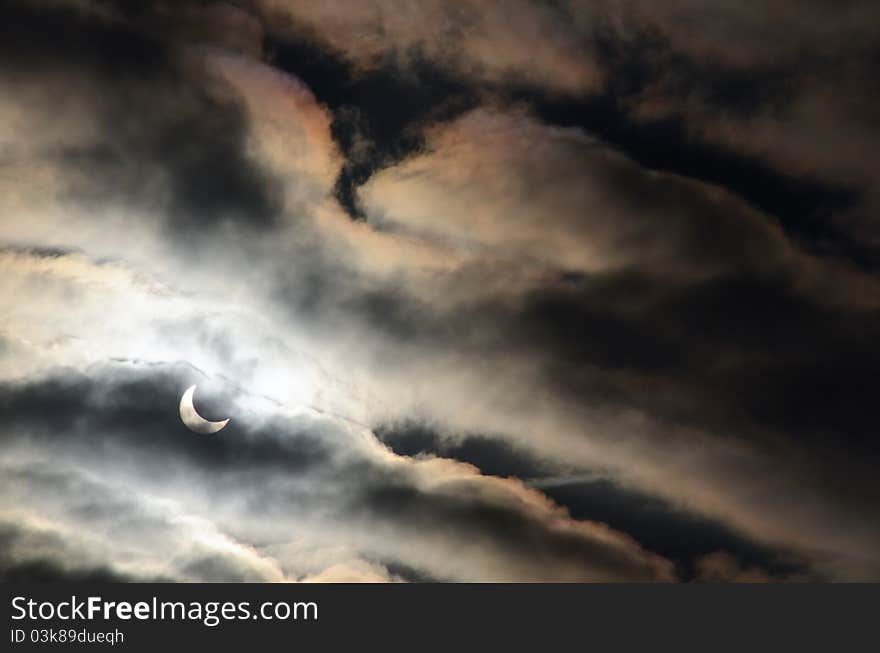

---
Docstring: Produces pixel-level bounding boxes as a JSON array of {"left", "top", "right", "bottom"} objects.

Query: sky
[{"left": 1, "top": 0, "right": 879, "bottom": 582}]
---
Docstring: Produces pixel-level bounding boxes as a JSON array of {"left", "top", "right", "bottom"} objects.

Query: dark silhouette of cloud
[{"left": 0, "top": 0, "right": 282, "bottom": 234}]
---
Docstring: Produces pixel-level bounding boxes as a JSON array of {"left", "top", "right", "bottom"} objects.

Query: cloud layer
[{"left": 1, "top": 0, "right": 879, "bottom": 581}]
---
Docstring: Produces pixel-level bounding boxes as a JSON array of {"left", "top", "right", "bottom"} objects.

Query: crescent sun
[{"left": 179, "top": 384, "right": 230, "bottom": 434}]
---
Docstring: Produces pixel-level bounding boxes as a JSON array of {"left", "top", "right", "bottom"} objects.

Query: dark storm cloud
[
  {"left": 353, "top": 475, "right": 664, "bottom": 583},
  {"left": 515, "top": 89, "right": 866, "bottom": 266},
  {"left": 536, "top": 480, "right": 810, "bottom": 582},
  {"left": 259, "top": 0, "right": 879, "bottom": 265},
  {"left": 376, "top": 421, "right": 558, "bottom": 481},
  {"left": 510, "top": 272, "right": 880, "bottom": 457},
  {"left": 576, "top": 3, "right": 880, "bottom": 268},
  {"left": 266, "top": 35, "right": 477, "bottom": 219},
  {"left": 0, "top": 0, "right": 281, "bottom": 234},
  {"left": 492, "top": 14, "right": 877, "bottom": 265},
  {"left": 375, "top": 421, "right": 812, "bottom": 580}
]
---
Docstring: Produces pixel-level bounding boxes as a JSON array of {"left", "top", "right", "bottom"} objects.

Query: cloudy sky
[{"left": 1, "top": 0, "right": 879, "bottom": 582}]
